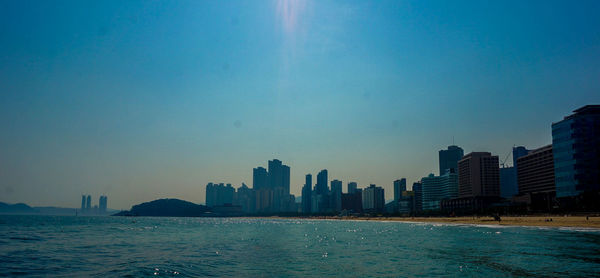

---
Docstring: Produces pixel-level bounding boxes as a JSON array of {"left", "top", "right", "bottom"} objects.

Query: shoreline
[{"left": 283, "top": 215, "right": 600, "bottom": 229}]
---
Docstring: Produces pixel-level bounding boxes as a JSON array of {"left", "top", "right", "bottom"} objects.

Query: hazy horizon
[{"left": 1, "top": 0, "right": 599, "bottom": 209}]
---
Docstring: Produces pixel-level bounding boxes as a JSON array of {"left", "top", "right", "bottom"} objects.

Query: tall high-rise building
[
  {"left": 234, "top": 183, "right": 256, "bottom": 214},
  {"left": 301, "top": 174, "right": 312, "bottom": 214},
  {"left": 282, "top": 165, "right": 290, "bottom": 194},
  {"left": 420, "top": 170, "right": 459, "bottom": 211},
  {"left": 500, "top": 166, "right": 518, "bottom": 198},
  {"left": 362, "top": 184, "right": 385, "bottom": 213},
  {"left": 513, "top": 146, "right": 531, "bottom": 167},
  {"left": 517, "top": 145, "right": 555, "bottom": 210},
  {"left": 99, "top": 196, "right": 107, "bottom": 213},
  {"left": 347, "top": 182, "right": 357, "bottom": 194},
  {"left": 341, "top": 189, "right": 363, "bottom": 213},
  {"left": 316, "top": 169, "right": 328, "bottom": 195},
  {"left": 205, "top": 183, "right": 235, "bottom": 207},
  {"left": 458, "top": 152, "right": 500, "bottom": 198},
  {"left": 393, "top": 179, "right": 407, "bottom": 201},
  {"left": 413, "top": 182, "right": 423, "bottom": 212},
  {"left": 552, "top": 105, "right": 600, "bottom": 198},
  {"left": 439, "top": 145, "right": 464, "bottom": 176},
  {"left": 268, "top": 159, "right": 283, "bottom": 188},
  {"left": 86, "top": 195, "right": 91, "bottom": 211},
  {"left": 253, "top": 167, "right": 268, "bottom": 190},
  {"left": 330, "top": 179, "right": 343, "bottom": 212},
  {"left": 81, "top": 195, "right": 86, "bottom": 211}
]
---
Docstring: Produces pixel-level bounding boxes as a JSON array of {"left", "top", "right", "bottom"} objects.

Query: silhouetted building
[
  {"left": 413, "top": 182, "right": 423, "bottom": 212},
  {"left": 421, "top": 169, "right": 458, "bottom": 211},
  {"left": 331, "top": 179, "right": 342, "bottom": 212},
  {"left": 234, "top": 183, "right": 256, "bottom": 213},
  {"left": 393, "top": 178, "right": 406, "bottom": 201},
  {"left": 513, "top": 146, "right": 531, "bottom": 167},
  {"left": 341, "top": 189, "right": 363, "bottom": 213},
  {"left": 387, "top": 190, "right": 415, "bottom": 215},
  {"left": 458, "top": 152, "right": 500, "bottom": 198},
  {"left": 552, "top": 105, "right": 600, "bottom": 200},
  {"left": 81, "top": 195, "right": 86, "bottom": 212},
  {"left": 398, "top": 191, "right": 415, "bottom": 214},
  {"left": 302, "top": 174, "right": 312, "bottom": 213},
  {"left": 99, "top": 195, "right": 107, "bottom": 213},
  {"left": 362, "top": 184, "right": 385, "bottom": 213},
  {"left": 316, "top": 170, "right": 329, "bottom": 195},
  {"left": 205, "top": 183, "right": 234, "bottom": 207},
  {"left": 253, "top": 167, "right": 268, "bottom": 190},
  {"left": 439, "top": 145, "right": 464, "bottom": 175},
  {"left": 347, "top": 182, "right": 357, "bottom": 194},
  {"left": 500, "top": 146, "right": 531, "bottom": 199},
  {"left": 312, "top": 169, "right": 330, "bottom": 213},
  {"left": 500, "top": 166, "right": 517, "bottom": 198},
  {"left": 86, "top": 195, "right": 91, "bottom": 211}
]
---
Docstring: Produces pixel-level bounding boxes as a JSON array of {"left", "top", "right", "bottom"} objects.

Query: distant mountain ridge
[
  {"left": 0, "top": 202, "right": 39, "bottom": 214},
  {"left": 114, "top": 198, "right": 210, "bottom": 217},
  {"left": 0, "top": 202, "right": 117, "bottom": 215}
]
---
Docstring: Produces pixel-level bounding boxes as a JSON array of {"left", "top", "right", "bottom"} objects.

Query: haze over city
[{"left": 1, "top": 0, "right": 599, "bottom": 209}]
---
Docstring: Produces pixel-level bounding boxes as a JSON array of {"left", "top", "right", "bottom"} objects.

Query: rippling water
[{"left": 1, "top": 215, "right": 599, "bottom": 277}]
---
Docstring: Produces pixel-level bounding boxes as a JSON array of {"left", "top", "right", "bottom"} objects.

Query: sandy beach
[{"left": 299, "top": 216, "right": 600, "bottom": 229}]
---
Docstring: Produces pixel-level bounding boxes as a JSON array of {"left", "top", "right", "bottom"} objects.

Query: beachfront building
[
  {"left": 552, "top": 105, "right": 600, "bottom": 208},
  {"left": 362, "top": 184, "right": 385, "bottom": 213},
  {"left": 516, "top": 144, "right": 556, "bottom": 211},
  {"left": 421, "top": 169, "right": 459, "bottom": 211}
]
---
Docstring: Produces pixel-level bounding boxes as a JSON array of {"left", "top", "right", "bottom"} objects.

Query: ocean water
[{"left": 1, "top": 216, "right": 599, "bottom": 277}]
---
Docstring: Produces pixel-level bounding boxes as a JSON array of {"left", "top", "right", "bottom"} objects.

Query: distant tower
[
  {"left": 439, "top": 145, "right": 464, "bottom": 175},
  {"left": 316, "top": 169, "right": 328, "bottom": 195},
  {"left": 81, "top": 195, "right": 86, "bottom": 211},
  {"left": 99, "top": 196, "right": 107, "bottom": 213},
  {"left": 393, "top": 179, "right": 407, "bottom": 201},
  {"left": 330, "top": 179, "right": 343, "bottom": 212},
  {"left": 458, "top": 152, "right": 500, "bottom": 198},
  {"left": 86, "top": 195, "right": 91, "bottom": 211},
  {"left": 301, "top": 174, "right": 312, "bottom": 214},
  {"left": 347, "top": 182, "right": 357, "bottom": 194}
]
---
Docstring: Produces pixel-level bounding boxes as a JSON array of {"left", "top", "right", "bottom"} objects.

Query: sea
[{"left": 1, "top": 215, "right": 599, "bottom": 277}]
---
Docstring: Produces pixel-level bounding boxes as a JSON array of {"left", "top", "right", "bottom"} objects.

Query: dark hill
[
  {"left": 0, "top": 202, "right": 39, "bottom": 214},
  {"left": 113, "top": 198, "right": 210, "bottom": 217}
]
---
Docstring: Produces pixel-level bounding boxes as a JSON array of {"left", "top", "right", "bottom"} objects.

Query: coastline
[{"left": 285, "top": 216, "right": 600, "bottom": 229}]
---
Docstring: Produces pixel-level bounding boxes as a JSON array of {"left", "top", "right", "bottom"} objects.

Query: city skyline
[{"left": 1, "top": 1, "right": 599, "bottom": 209}]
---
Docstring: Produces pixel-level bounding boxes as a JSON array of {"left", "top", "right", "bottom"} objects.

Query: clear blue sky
[{"left": 1, "top": 0, "right": 599, "bottom": 209}]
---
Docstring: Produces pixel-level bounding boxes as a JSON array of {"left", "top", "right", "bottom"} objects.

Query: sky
[{"left": 1, "top": 0, "right": 599, "bottom": 209}]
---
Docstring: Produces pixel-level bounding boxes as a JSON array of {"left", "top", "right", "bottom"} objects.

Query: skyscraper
[
  {"left": 302, "top": 174, "right": 312, "bottom": 213},
  {"left": 458, "top": 152, "right": 500, "bottom": 198},
  {"left": 268, "top": 159, "right": 283, "bottom": 188},
  {"left": 347, "top": 182, "right": 357, "bottom": 194},
  {"left": 316, "top": 169, "right": 328, "bottom": 195},
  {"left": 362, "top": 184, "right": 385, "bottom": 213},
  {"left": 439, "top": 145, "right": 464, "bottom": 176},
  {"left": 205, "top": 183, "right": 234, "bottom": 207},
  {"left": 552, "top": 105, "right": 600, "bottom": 199},
  {"left": 330, "top": 179, "right": 342, "bottom": 212},
  {"left": 81, "top": 195, "right": 86, "bottom": 212},
  {"left": 99, "top": 195, "right": 107, "bottom": 213},
  {"left": 393, "top": 179, "right": 407, "bottom": 201},
  {"left": 413, "top": 182, "right": 423, "bottom": 212},
  {"left": 86, "top": 195, "right": 91, "bottom": 211},
  {"left": 253, "top": 167, "right": 268, "bottom": 190}
]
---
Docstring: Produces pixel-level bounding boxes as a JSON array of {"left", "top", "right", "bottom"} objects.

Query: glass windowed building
[{"left": 552, "top": 105, "right": 600, "bottom": 198}]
